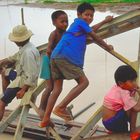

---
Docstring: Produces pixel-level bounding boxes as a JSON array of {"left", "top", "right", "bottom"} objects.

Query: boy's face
[
  {"left": 119, "top": 79, "right": 138, "bottom": 91},
  {"left": 78, "top": 9, "right": 94, "bottom": 24},
  {"left": 53, "top": 14, "right": 68, "bottom": 31}
]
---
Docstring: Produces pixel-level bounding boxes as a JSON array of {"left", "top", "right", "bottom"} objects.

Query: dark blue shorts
[
  {"left": 1, "top": 87, "right": 21, "bottom": 105},
  {"left": 102, "top": 109, "right": 129, "bottom": 133},
  {"left": 7, "top": 70, "right": 17, "bottom": 81}
]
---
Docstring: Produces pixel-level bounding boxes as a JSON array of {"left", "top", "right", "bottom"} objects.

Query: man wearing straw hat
[{"left": 0, "top": 25, "right": 40, "bottom": 121}]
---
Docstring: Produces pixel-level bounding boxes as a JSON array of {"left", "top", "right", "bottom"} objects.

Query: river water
[{"left": 0, "top": 3, "right": 140, "bottom": 139}]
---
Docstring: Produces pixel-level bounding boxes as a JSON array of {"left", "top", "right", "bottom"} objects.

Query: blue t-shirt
[{"left": 51, "top": 18, "right": 92, "bottom": 68}]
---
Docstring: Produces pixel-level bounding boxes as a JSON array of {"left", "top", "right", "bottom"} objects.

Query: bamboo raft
[{"left": 0, "top": 8, "right": 139, "bottom": 140}]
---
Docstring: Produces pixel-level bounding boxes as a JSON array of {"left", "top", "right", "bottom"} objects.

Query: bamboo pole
[
  {"left": 21, "top": 8, "right": 25, "bottom": 25},
  {"left": 136, "top": 33, "right": 140, "bottom": 125}
]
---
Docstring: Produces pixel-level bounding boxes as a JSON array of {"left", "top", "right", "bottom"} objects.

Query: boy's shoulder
[
  {"left": 49, "top": 29, "right": 63, "bottom": 41},
  {"left": 107, "top": 85, "right": 121, "bottom": 95},
  {"left": 49, "top": 30, "right": 57, "bottom": 38}
]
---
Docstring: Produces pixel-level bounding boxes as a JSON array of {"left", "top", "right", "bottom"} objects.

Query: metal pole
[{"left": 73, "top": 102, "right": 95, "bottom": 119}]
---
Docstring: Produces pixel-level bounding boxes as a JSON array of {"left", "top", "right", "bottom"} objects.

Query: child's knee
[
  {"left": 45, "top": 86, "right": 53, "bottom": 93},
  {"left": 1, "top": 69, "right": 6, "bottom": 77},
  {"left": 53, "top": 86, "right": 63, "bottom": 94},
  {"left": 83, "top": 78, "right": 89, "bottom": 87}
]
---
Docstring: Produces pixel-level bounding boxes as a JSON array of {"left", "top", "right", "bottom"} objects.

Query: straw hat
[{"left": 9, "top": 25, "right": 33, "bottom": 42}]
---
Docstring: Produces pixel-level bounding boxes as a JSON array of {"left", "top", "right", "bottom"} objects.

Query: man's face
[{"left": 78, "top": 9, "right": 94, "bottom": 24}]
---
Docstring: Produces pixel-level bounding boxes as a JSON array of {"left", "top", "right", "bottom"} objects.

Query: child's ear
[
  {"left": 52, "top": 21, "right": 55, "bottom": 26},
  {"left": 77, "top": 12, "right": 81, "bottom": 17},
  {"left": 117, "top": 81, "right": 123, "bottom": 87}
]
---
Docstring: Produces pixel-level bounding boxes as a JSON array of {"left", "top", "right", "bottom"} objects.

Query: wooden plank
[
  {"left": 136, "top": 31, "right": 140, "bottom": 125},
  {"left": 71, "top": 106, "right": 102, "bottom": 140},
  {"left": 82, "top": 133, "right": 130, "bottom": 140},
  {"left": 93, "top": 8, "right": 140, "bottom": 40},
  {"left": 20, "top": 80, "right": 46, "bottom": 106},
  {"left": 0, "top": 106, "right": 22, "bottom": 133},
  {"left": 47, "top": 127, "right": 62, "bottom": 140},
  {"left": 29, "top": 101, "right": 40, "bottom": 116},
  {"left": 14, "top": 105, "right": 30, "bottom": 140}
]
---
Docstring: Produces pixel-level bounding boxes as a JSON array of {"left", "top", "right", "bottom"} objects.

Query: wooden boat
[
  {"left": 0, "top": 8, "right": 140, "bottom": 140},
  {"left": 3, "top": 110, "right": 131, "bottom": 140}
]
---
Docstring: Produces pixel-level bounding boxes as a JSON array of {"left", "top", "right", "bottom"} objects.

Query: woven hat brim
[{"left": 9, "top": 30, "right": 33, "bottom": 42}]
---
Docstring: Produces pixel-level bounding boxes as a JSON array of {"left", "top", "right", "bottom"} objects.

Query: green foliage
[
  {"left": 40, "top": 0, "right": 140, "bottom": 3},
  {"left": 81, "top": 0, "right": 140, "bottom": 2},
  {"left": 24, "top": 0, "right": 28, "bottom": 4}
]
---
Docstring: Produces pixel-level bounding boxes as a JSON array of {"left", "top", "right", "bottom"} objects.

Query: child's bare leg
[
  {"left": 1, "top": 69, "right": 10, "bottom": 92},
  {"left": 39, "top": 79, "right": 63, "bottom": 127},
  {"left": 0, "top": 100, "right": 6, "bottom": 121},
  {"left": 39, "top": 80, "right": 53, "bottom": 119},
  {"left": 55, "top": 75, "right": 89, "bottom": 112},
  {"left": 128, "top": 110, "right": 137, "bottom": 132}
]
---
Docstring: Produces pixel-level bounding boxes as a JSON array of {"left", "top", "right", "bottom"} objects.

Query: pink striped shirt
[{"left": 103, "top": 85, "right": 137, "bottom": 111}]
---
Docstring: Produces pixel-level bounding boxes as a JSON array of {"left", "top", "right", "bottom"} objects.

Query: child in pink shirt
[{"left": 102, "top": 65, "right": 140, "bottom": 133}]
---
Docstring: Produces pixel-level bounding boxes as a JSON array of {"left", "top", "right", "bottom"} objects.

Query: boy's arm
[
  {"left": 92, "top": 16, "right": 113, "bottom": 32},
  {"left": 46, "top": 31, "right": 56, "bottom": 56},
  {"left": 132, "top": 97, "right": 140, "bottom": 112},
  {"left": 88, "top": 31, "right": 113, "bottom": 51},
  {"left": 0, "top": 58, "right": 15, "bottom": 70}
]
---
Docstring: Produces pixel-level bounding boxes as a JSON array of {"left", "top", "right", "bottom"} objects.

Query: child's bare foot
[
  {"left": 38, "top": 120, "right": 54, "bottom": 128},
  {"left": 53, "top": 107, "right": 73, "bottom": 121}
]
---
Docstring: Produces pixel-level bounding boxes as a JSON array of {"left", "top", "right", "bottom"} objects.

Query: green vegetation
[
  {"left": 39, "top": 0, "right": 140, "bottom": 3},
  {"left": 40, "top": 0, "right": 140, "bottom": 3},
  {"left": 81, "top": 0, "right": 140, "bottom": 2}
]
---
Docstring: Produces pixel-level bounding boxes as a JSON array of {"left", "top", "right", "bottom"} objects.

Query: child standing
[
  {"left": 0, "top": 25, "right": 40, "bottom": 121},
  {"left": 39, "top": 10, "right": 68, "bottom": 119},
  {"left": 102, "top": 65, "right": 140, "bottom": 133},
  {"left": 39, "top": 2, "right": 113, "bottom": 127}
]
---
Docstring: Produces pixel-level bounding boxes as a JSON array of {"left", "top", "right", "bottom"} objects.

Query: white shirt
[{"left": 7, "top": 42, "right": 40, "bottom": 88}]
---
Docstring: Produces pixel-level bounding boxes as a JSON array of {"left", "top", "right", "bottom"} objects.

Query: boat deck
[
  {"left": 2, "top": 110, "right": 131, "bottom": 140},
  {"left": 3, "top": 110, "right": 84, "bottom": 140}
]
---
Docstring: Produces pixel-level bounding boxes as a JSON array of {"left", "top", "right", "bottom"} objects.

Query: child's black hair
[
  {"left": 51, "top": 10, "right": 67, "bottom": 21},
  {"left": 114, "top": 65, "right": 137, "bottom": 85},
  {"left": 77, "top": 2, "right": 95, "bottom": 14}
]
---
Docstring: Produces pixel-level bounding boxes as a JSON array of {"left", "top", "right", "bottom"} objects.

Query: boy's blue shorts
[
  {"left": 102, "top": 109, "right": 129, "bottom": 133},
  {"left": 1, "top": 87, "right": 21, "bottom": 105},
  {"left": 40, "top": 55, "right": 51, "bottom": 80},
  {"left": 7, "top": 70, "right": 17, "bottom": 81}
]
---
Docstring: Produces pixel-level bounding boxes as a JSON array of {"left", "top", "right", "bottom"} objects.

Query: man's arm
[{"left": 16, "top": 85, "right": 30, "bottom": 99}]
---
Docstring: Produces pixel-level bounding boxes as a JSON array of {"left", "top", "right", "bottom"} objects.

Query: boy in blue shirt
[{"left": 39, "top": 2, "right": 114, "bottom": 127}]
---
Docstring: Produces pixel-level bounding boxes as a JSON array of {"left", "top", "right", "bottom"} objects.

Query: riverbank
[
  {"left": 0, "top": 0, "right": 140, "bottom": 14},
  {"left": 21, "top": 2, "right": 140, "bottom": 14}
]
